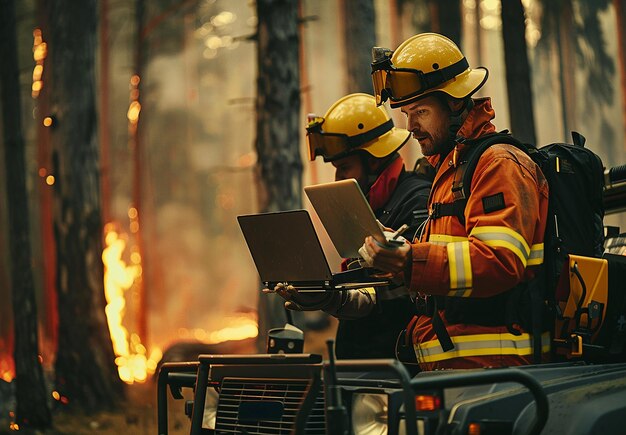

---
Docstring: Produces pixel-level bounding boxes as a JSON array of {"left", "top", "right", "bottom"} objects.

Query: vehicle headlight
[
  {"left": 202, "top": 387, "right": 219, "bottom": 430},
  {"left": 351, "top": 393, "right": 389, "bottom": 435}
]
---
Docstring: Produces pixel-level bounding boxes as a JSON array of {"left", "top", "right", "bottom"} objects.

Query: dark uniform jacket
[{"left": 335, "top": 155, "right": 431, "bottom": 359}]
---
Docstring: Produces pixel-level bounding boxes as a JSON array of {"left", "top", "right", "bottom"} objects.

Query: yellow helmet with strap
[
  {"left": 306, "top": 93, "right": 410, "bottom": 162},
  {"left": 371, "top": 33, "right": 488, "bottom": 108}
]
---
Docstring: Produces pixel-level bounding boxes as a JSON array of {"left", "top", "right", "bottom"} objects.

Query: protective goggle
[
  {"left": 306, "top": 116, "right": 394, "bottom": 161},
  {"left": 371, "top": 55, "right": 469, "bottom": 106}
]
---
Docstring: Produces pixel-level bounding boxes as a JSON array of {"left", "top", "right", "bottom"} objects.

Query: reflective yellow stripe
[
  {"left": 429, "top": 234, "right": 468, "bottom": 245},
  {"left": 414, "top": 332, "right": 551, "bottom": 363},
  {"left": 471, "top": 226, "right": 530, "bottom": 253},
  {"left": 447, "top": 241, "right": 472, "bottom": 296},
  {"left": 470, "top": 226, "right": 531, "bottom": 267},
  {"left": 528, "top": 243, "right": 544, "bottom": 265}
]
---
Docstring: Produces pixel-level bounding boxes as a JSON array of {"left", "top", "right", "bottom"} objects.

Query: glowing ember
[
  {"left": 0, "top": 357, "right": 14, "bottom": 382},
  {"left": 127, "top": 101, "right": 141, "bottom": 124},
  {"left": 31, "top": 28, "right": 47, "bottom": 98},
  {"left": 102, "top": 228, "right": 161, "bottom": 384}
]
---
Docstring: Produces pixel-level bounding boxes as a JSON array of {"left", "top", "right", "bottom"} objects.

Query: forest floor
[
  {"left": 0, "top": 372, "right": 188, "bottom": 435},
  {"left": 1, "top": 317, "right": 337, "bottom": 434}
]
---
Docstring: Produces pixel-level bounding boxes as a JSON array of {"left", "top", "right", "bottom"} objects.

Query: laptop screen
[
  {"left": 237, "top": 210, "right": 333, "bottom": 284},
  {"left": 304, "top": 179, "right": 386, "bottom": 258}
]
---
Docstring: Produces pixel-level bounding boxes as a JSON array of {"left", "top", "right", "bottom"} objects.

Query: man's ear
[
  {"left": 447, "top": 97, "right": 465, "bottom": 113},
  {"left": 367, "top": 155, "right": 384, "bottom": 173}
]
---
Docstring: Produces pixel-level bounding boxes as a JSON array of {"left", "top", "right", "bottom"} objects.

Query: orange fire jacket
[{"left": 407, "top": 98, "right": 550, "bottom": 370}]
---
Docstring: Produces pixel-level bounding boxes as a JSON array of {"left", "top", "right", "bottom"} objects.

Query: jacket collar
[{"left": 367, "top": 154, "right": 405, "bottom": 212}]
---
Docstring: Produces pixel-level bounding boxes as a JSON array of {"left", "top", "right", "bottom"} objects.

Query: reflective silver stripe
[
  {"left": 414, "top": 332, "right": 551, "bottom": 363},
  {"left": 446, "top": 241, "right": 472, "bottom": 296},
  {"left": 528, "top": 243, "right": 544, "bottom": 265},
  {"left": 377, "top": 285, "right": 409, "bottom": 301},
  {"left": 470, "top": 226, "right": 531, "bottom": 267}
]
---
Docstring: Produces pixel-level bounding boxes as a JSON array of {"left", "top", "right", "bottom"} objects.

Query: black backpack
[{"left": 444, "top": 131, "right": 605, "bottom": 361}]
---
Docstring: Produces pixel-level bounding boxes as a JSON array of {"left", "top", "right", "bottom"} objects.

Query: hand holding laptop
[
  {"left": 359, "top": 224, "right": 409, "bottom": 267},
  {"left": 263, "top": 283, "right": 332, "bottom": 311},
  {"left": 362, "top": 234, "right": 412, "bottom": 275}
]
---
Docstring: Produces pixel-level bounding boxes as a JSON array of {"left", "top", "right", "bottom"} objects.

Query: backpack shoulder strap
[
  {"left": 431, "top": 131, "right": 526, "bottom": 225},
  {"left": 454, "top": 132, "right": 527, "bottom": 202}
]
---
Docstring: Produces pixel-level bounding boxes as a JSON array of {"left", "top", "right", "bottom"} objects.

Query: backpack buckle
[
  {"left": 430, "top": 202, "right": 441, "bottom": 219},
  {"left": 451, "top": 183, "right": 466, "bottom": 200}
]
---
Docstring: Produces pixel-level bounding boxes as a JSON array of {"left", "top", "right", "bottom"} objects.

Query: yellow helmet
[
  {"left": 371, "top": 33, "right": 488, "bottom": 108},
  {"left": 306, "top": 93, "right": 410, "bottom": 162}
]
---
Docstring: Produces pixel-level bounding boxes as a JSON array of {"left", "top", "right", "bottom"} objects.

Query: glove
[
  {"left": 263, "top": 283, "right": 332, "bottom": 311},
  {"left": 358, "top": 230, "right": 408, "bottom": 267}
]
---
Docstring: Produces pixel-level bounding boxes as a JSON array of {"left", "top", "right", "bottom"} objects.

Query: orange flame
[{"left": 102, "top": 227, "right": 161, "bottom": 384}]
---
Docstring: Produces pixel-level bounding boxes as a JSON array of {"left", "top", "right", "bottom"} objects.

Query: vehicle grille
[{"left": 214, "top": 377, "right": 326, "bottom": 434}]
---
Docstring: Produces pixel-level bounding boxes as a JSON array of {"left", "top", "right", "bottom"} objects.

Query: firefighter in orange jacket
[{"left": 363, "top": 33, "right": 550, "bottom": 370}]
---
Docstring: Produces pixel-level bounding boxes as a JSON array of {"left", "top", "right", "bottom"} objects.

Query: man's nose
[{"left": 407, "top": 114, "right": 419, "bottom": 132}]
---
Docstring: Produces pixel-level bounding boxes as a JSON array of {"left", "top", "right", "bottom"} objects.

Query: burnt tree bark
[
  {"left": 47, "top": 0, "right": 124, "bottom": 410},
  {"left": 0, "top": 0, "right": 52, "bottom": 429},
  {"left": 396, "top": 0, "right": 461, "bottom": 48},
  {"left": 615, "top": 0, "right": 626, "bottom": 152},
  {"left": 255, "top": 0, "right": 303, "bottom": 349},
  {"left": 255, "top": 0, "right": 302, "bottom": 212},
  {"left": 428, "top": 0, "right": 462, "bottom": 48},
  {"left": 540, "top": 0, "right": 576, "bottom": 141},
  {"left": 341, "top": 0, "right": 376, "bottom": 94},
  {"left": 501, "top": 0, "right": 537, "bottom": 145}
]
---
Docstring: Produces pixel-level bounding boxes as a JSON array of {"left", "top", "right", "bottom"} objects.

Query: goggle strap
[
  {"left": 346, "top": 118, "right": 394, "bottom": 148},
  {"left": 421, "top": 57, "right": 469, "bottom": 90}
]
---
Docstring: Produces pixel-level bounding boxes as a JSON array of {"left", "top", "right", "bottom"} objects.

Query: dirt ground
[
  {"left": 0, "top": 381, "right": 185, "bottom": 435},
  {"left": 51, "top": 382, "right": 168, "bottom": 435},
  {"left": 3, "top": 318, "right": 338, "bottom": 434}
]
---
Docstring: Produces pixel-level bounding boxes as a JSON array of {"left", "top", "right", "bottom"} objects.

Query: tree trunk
[
  {"left": 255, "top": 0, "right": 303, "bottom": 350},
  {"left": 47, "top": 0, "right": 124, "bottom": 410},
  {"left": 501, "top": 0, "right": 537, "bottom": 145},
  {"left": 341, "top": 0, "right": 376, "bottom": 93},
  {"left": 0, "top": 0, "right": 52, "bottom": 428},
  {"left": 556, "top": 0, "right": 576, "bottom": 141},
  {"left": 35, "top": 0, "right": 60, "bottom": 370},
  {"left": 132, "top": 0, "right": 148, "bottom": 348},
  {"left": 428, "top": 0, "right": 462, "bottom": 48},
  {"left": 542, "top": 0, "right": 576, "bottom": 141},
  {"left": 395, "top": 0, "right": 462, "bottom": 46},
  {"left": 614, "top": 0, "right": 626, "bottom": 153}
]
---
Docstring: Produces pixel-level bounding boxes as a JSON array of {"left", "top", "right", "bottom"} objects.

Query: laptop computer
[
  {"left": 304, "top": 179, "right": 387, "bottom": 258},
  {"left": 237, "top": 210, "right": 388, "bottom": 291}
]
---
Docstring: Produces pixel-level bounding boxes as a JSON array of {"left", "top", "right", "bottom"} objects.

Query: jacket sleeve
[
  {"left": 322, "top": 288, "right": 376, "bottom": 320},
  {"left": 408, "top": 146, "right": 549, "bottom": 298}
]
